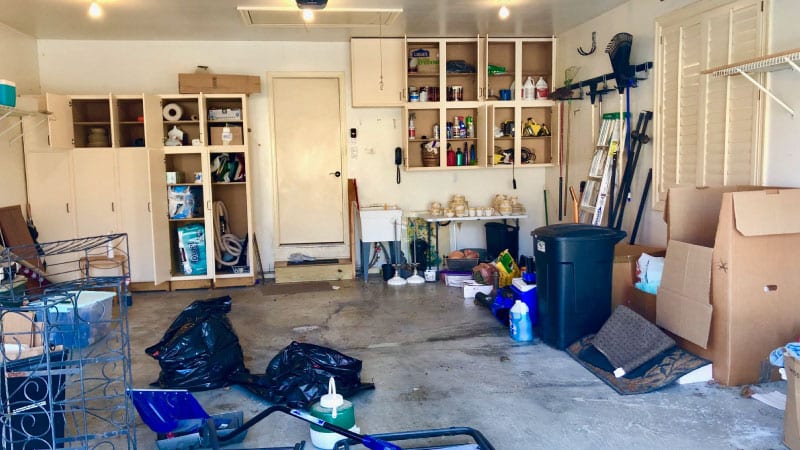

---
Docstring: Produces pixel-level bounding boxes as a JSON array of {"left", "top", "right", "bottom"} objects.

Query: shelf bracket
[{"left": 735, "top": 68, "right": 794, "bottom": 117}]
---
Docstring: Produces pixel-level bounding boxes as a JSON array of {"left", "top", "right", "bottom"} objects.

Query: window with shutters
[{"left": 653, "top": 0, "right": 767, "bottom": 209}]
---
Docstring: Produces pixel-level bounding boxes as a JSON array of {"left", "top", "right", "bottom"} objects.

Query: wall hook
[{"left": 578, "top": 31, "right": 596, "bottom": 56}]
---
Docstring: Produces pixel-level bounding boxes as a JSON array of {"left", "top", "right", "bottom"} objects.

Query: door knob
[{"left": 330, "top": 171, "right": 341, "bottom": 177}]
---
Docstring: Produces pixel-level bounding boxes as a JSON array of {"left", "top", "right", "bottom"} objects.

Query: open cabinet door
[
  {"left": 144, "top": 95, "right": 171, "bottom": 284},
  {"left": 45, "top": 93, "right": 74, "bottom": 148},
  {"left": 147, "top": 148, "right": 170, "bottom": 285}
]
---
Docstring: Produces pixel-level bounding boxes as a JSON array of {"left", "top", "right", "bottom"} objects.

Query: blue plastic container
[
  {"left": 0, "top": 80, "right": 16, "bottom": 107},
  {"left": 40, "top": 291, "right": 114, "bottom": 348},
  {"left": 509, "top": 300, "right": 533, "bottom": 342}
]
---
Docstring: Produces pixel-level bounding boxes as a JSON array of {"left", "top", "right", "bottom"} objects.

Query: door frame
[{"left": 267, "top": 71, "right": 350, "bottom": 261}]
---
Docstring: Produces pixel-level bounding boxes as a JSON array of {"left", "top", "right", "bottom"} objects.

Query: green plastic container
[{"left": 309, "top": 378, "right": 357, "bottom": 449}]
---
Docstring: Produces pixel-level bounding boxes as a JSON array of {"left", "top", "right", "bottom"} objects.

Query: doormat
[
  {"left": 567, "top": 334, "right": 709, "bottom": 395},
  {"left": 259, "top": 281, "right": 332, "bottom": 296},
  {"left": 286, "top": 258, "right": 340, "bottom": 266}
]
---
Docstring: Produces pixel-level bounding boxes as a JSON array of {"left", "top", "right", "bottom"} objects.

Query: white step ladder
[{"left": 580, "top": 113, "right": 627, "bottom": 225}]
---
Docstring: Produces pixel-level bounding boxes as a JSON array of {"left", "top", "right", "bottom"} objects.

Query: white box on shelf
[
  {"left": 463, "top": 281, "right": 493, "bottom": 298},
  {"left": 208, "top": 108, "right": 242, "bottom": 121}
]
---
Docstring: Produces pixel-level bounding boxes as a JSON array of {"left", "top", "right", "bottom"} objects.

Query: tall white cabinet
[{"left": 23, "top": 92, "right": 254, "bottom": 290}]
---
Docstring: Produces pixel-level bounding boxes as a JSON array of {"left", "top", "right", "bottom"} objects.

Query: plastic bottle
[
  {"left": 535, "top": 76, "right": 549, "bottom": 99},
  {"left": 309, "top": 377, "right": 358, "bottom": 450},
  {"left": 446, "top": 144, "right": 456, "bottom": 166},
  {"left": 509, "top": 300, "right": 533, "bottom": 342},
  {"left": 408, "top": 113, "right": 416, "bottom": 139},
  {"left": 458, "top": 116, "right": 466, "bottom": 138},
  {"left": 522, "top": 76, "right": 535, "bottom": 100},
  {"left": 469, "top": 144, "right": 476, "bottom": 164},
  {"left": 466, "top": 116, "right": 474, "bottom": 138},
  {"left": 456, "top": 147, "right": 464, "bottom": 166},
  {"left": 510, "top": 80, "right": 516, "bottom": 100}
]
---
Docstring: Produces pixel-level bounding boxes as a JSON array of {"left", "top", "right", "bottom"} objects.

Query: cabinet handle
[
  {"left": 66, "top": 203, "right": 70, "bottom": 213},
  {"left": 111, "top": 202, "right": 115, "bottom": 212},
  {"left": 147, "top": 202, "right": 151, "bottom": 212},
  {"left": 400, "top": 89, "right": 405, "bottom": 100},
  {"left": 206, "top": 200, "right": 211, "bottom": 210}
]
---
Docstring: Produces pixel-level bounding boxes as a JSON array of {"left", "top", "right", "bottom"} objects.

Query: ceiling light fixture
[
  {"left": 302, "top": 9, "right": 314, "bottom": 21},
  {"left": 498, "top": 5, "right": 510, "bottom": 20},
  {"left": 88, "top": 1, "right": 102, "bottom": 18}
]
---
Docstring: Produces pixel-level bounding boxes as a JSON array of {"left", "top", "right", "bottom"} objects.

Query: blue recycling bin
[{"left": 532, "top": 224, "right": 626, "bottom": 349}]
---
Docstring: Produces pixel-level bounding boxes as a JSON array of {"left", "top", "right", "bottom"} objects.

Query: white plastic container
[
  {"left": 509, "top": 300, "right": 533, "bottom": 342},
  {"left": 535, "top": 77, "right": 549, "bottom": 99},
  {"left": 522, "top": 76, "right": 535, "bottom": 100}
]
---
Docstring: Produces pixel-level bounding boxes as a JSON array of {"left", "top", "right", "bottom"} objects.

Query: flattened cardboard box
[{"left": 661, "top": 187, "right": 800, "bottom": 386}]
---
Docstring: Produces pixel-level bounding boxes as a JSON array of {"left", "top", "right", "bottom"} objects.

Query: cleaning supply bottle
[
  {"left": 408, "top": 113, "right": 416, "bottom": 139},
  {"left": 456, "top": 146, "right": 464, "bottom": 166},
  {"left": 535, "top": 76, "right": 549, "bottom": 99},
  {"left": 309, "top": 377, "right": 359, "bottom": 450},
  {"left": 446, "top": 143, "right": 456, "bottom": 166},
  {"left": 522, "top": 76, "right": 535, "bottom": 100},
  {"left": 509, "top": 300, "right": 533, "bottom": 342}
]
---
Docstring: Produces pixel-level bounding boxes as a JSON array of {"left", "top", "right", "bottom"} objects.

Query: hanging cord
[{"left": 213, "top": 201, "right": 244, "bottom": 268}]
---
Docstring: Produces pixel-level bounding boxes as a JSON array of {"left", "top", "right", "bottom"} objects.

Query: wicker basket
[{"left": 421, "top": 150, "right": 440, "bottom": 167}]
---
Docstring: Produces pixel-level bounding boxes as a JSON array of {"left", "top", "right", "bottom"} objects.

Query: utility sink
[{"left": 359, "top": 206, "right": 402, "bottom": 242}]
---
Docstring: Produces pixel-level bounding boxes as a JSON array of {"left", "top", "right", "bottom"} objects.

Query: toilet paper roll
[{"left": 162, "top": 103, "right": 183, "bottom": 121}]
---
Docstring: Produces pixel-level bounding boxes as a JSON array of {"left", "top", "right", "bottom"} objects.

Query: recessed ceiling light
[
  {"left": 88, "top": 1, "right": 102, "bottom": 18},
  {"left": 302, "top": 9, "right": 314, "bottom": 21},
  {"left": 498, "top": 5, "right": 510, "bottom": 20}
]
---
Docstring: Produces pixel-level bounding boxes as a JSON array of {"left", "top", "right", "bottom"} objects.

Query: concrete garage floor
[{"left": 128, "top": 279, "right": 786, "bottom": 449}]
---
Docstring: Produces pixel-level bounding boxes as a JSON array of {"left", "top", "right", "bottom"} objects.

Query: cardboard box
[
  {"left": 611, "top": 243, "right": 665, "bottom": 314},
  {"left": 209, "top": 126, "right": 244, "bottom": 146},
  {"left": 658, "top": 187, "right": 800, "bottom": 386},
  {"left": 178, "top": 73, "right": 261, "bottom": 94},
  {"left": 785, "top": 354, "right": 800, "bottom": 449}
]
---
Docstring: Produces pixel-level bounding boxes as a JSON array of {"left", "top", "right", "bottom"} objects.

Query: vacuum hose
[{"left": 213, "top": 201, "right": 244, "bottom": 268}]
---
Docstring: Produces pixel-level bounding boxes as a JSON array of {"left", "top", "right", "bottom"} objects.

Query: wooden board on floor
[
  {"left": 129, "top": 281, "right": 170, "bottom": 292},
  {"left": 274, "top": 259, "right": 353, "bottom": 283},
  {"left": 213, "top": 276, "right": 256, "bottom": 288},
  {"left": 169, "top": 278, "right": 212, "bottom": 290},
  {"left": 0, "top": 205, "right": 41, "bottom": 269},
  {"left": 347, "top": 179, "right": 358, "bottom": 279}
]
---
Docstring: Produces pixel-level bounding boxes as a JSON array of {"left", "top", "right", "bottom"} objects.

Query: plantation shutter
[{"left": 654, "top": 0, "right": 765, "bottom": 207}]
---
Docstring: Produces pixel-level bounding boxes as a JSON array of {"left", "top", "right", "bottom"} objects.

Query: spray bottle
[{"left": 408, "top": 113, "right": 416, "bottom": 139}]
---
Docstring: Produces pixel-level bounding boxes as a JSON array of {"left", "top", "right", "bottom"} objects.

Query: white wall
[
  {"left": 0, "top": 23, "right": 40, "bottom": 215},
  {"left": 36, "top": 40, "right": 547, "bottom": 269},
  {"left": 548, "top": 0, "right": 696, "bottom": 247},
  {"left": 553, "top": 0, "right": 800, "bottom": 247},
  {"left": 763, "top": 0, "right": 800, "bottom": 186}
]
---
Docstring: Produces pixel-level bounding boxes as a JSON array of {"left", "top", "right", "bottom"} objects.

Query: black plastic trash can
[
  {"left": 532, "top": 224, "right": 626, "bottom": 350},
  {"left": 485, "top": 222, "right": 519, "bottom": 262}
]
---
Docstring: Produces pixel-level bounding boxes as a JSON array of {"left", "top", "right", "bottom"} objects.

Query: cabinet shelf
[
  {"left": 74, "top": 121, "right": 111, "bottom": 125},
  {"left": 408, "top": 73, "right": 440, "bottom": 78},
  {"left": 208, "top": 119, "right": 243, "bottom": 124},
  {"left": 521, "top": 135, "right": 552, "bottom": 140},
  {"left": 119, "top": 121, "right": 144, "bottom": 125},
  {"left": 169, "top": 217, "right": 205, "bottom": 223},
  {"left": 164, "top": 120, "right": 200, "bottom": 125},
  {"left": 212, "top": 181, "right": 247, "bottom": 186},
  {"left": 447, "top": 138, "right": 479, "bottom": 142},
  {"left": 446, "top": 73, "right": 477, "bottom": 77}
]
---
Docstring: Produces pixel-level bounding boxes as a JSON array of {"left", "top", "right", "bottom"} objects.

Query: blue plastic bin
[{"left": 40, "top": 291, "right": 115, "bottom": 348}]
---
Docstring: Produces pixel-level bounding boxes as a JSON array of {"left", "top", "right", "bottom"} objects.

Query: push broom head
[{"left": 606, "top": 32, "right": 634, "bottom": 87}]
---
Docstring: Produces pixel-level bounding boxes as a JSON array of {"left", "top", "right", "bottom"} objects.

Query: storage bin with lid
[
  {"left": 532, "top": 224, "right": 625, "bottom": 349},
  {"left": 0, "top": 80, "right": 16, "bottom": 107},
  {"left": 36, "top": 290, "right": 115, "bottom": 348}
]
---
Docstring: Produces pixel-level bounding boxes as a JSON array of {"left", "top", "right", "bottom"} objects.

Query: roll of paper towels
[{"left": 162, "top": 103, "right": 183, "bottom": 121}]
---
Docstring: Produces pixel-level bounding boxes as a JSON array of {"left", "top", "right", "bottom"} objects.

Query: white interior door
[{"left": 270, "top": 74, "right": 347, "bottom": 249}]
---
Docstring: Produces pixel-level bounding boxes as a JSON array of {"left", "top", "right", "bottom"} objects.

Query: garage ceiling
[{"left": 0, "top": 0, "right": 627, "bottom": 41}]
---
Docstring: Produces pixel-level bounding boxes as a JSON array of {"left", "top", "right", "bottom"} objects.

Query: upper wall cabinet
[
  {"left": 45, "top": 93, "right": 161, "bottom": 149},
  {"left": 351, "top": 38, "right": 407, "bottom": 107}
]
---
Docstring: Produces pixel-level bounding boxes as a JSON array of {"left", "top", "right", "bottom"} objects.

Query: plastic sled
[{"left": 128, "top": 389, "right": 304, "bottom": 450}]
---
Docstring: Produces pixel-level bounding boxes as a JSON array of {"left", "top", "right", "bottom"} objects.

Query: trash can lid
[{"left": 532, "top": 223, "right": 626, "bottom": 241}]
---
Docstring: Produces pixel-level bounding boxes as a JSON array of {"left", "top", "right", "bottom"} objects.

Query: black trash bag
[
  {"left": 145, "top": 296, "right": 248, "bottom": 391},
  {"left": 232, "top": 341, "right": 375, "bottom": 409}
]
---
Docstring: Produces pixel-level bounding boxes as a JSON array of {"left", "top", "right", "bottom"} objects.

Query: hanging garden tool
[{"left": 577, "top": 31, "right": 597, "bottom": 56}]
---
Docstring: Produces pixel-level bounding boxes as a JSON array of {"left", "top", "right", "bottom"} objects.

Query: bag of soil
[
  {"left": 232, "top": 341, "right": 374, "bottom": 409},
  {"left": 145, "top": 296, "right": 247, "bottom": 391}
]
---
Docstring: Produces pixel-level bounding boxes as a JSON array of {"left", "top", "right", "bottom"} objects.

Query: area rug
[
  {"left": 592, "top": 305, "right": 676, "bottom": 375},
  {"left": 566, "top": 334, "right": 709, "bottom": 395}
]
